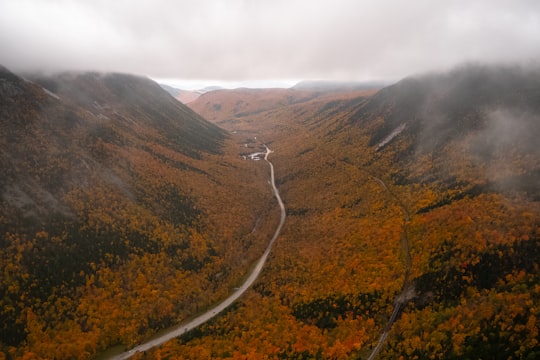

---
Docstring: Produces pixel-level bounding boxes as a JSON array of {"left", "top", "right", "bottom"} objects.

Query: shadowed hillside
[
  {"left": 351, "top": 64, "right": 540, "bottom": 198},
  {"left": 0, "top": 66, "right": 275, "bottom": 358}
]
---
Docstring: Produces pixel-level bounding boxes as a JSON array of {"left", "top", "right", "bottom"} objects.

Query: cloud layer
[{"left": 1, "top": 0, "right": 539, "bottom": 82}]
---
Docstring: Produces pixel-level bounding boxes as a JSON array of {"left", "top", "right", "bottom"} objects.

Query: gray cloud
[{"left": 1, "top": 0, "right": 539, "bottom": 83}]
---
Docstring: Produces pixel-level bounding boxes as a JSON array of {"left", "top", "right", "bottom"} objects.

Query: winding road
[{"left": 109, "top": 146, "right": 285, "bottom": 360}]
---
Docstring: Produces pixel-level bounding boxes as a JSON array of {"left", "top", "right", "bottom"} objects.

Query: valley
[
  {"left": 1, "top": 64, "right": 539, "bottom": 359},
  {"left": 177, "top": 64, "right": 540, "bottom": 359}
]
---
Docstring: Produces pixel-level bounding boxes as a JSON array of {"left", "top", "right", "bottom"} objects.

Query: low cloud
[
  {"left": 471, "top": 108, "right": 540, "bottom": 190},
  {"left": 1, "top": 0, "right": 539, "bottom": 82}
]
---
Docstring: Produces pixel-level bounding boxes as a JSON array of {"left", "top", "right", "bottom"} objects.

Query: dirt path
[{"left": 366, "top": 176, "right": 414, "bottom": 360}]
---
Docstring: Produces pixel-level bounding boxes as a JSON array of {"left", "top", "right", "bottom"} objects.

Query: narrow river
[{"left": 108, "top": 146, "right": 286, "bottom": 359}]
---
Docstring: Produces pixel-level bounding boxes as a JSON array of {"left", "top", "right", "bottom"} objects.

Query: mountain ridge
[{"left": 0, "top": 65, "right": 274, "bottom": 358}]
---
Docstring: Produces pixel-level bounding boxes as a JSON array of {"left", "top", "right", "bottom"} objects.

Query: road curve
[{"left": 109, "top": 146, "right": 286, "bottom": 360}]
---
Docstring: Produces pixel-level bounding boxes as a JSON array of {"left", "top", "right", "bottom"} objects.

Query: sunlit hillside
[{"left": 165, "top": 64, "right": 540, "bottom": 359}]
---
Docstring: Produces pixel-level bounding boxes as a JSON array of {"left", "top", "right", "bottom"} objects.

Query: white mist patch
[
  {"left": 471, "top": 107, "right": 540, "bottom": 187},
  {"left": 377, "top": 123, "right": 407, "bottom": 150},
  {"left": 2, "top": 182, "right": 73, "bottom": 219},
  {"left": 41, "top": 86, "right": 60, "bottom": 100}
]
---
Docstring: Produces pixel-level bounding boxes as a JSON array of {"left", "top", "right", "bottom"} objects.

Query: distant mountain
[
  {"left": 159, "top": 83, "right": 203, "bottom": 104},
  {"left": 159, "top": 83, "right": 182, "bottom": 97},
  {"left": 200, "top": 85, "right": 224, "bottom": 92},
  {"left": 188, "top": 87, "right": 376, "bottom": 128},
  {"left": 292, "top": 79, "right": 386, "bottom": 91},
  {"left": 188, "top": 88, "right": 317, "bottom": 124},
  {"left": 0, "top": 66, "right": 271, "bottom": 358}
]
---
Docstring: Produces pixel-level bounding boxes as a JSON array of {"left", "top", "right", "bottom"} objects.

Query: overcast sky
[{"left": 1, "top": 0, "right": 539, "bottom": 88}]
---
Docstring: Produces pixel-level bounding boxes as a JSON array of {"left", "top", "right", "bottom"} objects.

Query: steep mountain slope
[
  {"left": 162, "top": 64, "right": 540, "bottom": 359},
  {"left": 351, "top": 64, "right": 540, "bottom": 197},
  {"left": 0, "top": 66, "right": 275, "bottom": 358}
]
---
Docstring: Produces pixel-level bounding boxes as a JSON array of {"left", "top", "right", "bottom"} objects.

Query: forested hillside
[
  {"left": 0, "top": 66, "right": 274, "bottom": 359},
  {"left": 162, "top": 64, "right": 539, "bottom": 359},
  {"left": 2, "top": 63, "right": 539, "bottom": 359}
]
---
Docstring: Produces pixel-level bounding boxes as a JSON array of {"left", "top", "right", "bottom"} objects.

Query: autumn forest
[{"left": 1, "top": 64, "right": 539, "bottom": 359}]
